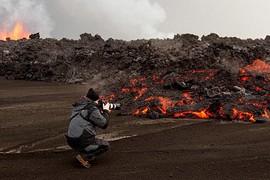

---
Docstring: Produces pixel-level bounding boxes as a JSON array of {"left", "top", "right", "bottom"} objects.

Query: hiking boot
[{"left": 76, "top": 154, "right": 90, "bottom": 168}]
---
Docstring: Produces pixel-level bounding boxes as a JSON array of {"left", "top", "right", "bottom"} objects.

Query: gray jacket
[{"left": 66, "top": 98, "right": 109, "bottom": 149}]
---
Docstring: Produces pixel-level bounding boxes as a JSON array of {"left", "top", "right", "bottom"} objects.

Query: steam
[
  {"left": 0, "top": 0, "right": 53, "bottom": 38},
  {"left": 0, "top": 0, "right": 172, "bottom": 40},
  {"left": 50, "top": 0, "right": 173, "bottom": 40}
]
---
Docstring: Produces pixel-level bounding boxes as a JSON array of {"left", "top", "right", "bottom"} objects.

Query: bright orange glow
[
  {"left": 238, "top": 98, "right": 244, "bottom": 103},
  {"left": 177, "top": 99, "right": 186, "bottom": 106},
  {"left": 134, "top": 87, "right": 148, "bottom": 100},
  {"left": 100, "top": 94, "right": 115, "bottom": 102},
  {"left": 190, "top": 70, "right": 205, "bottom": 73},
  {"left": 180, "top": 92, "right": 195, "bottom": 105},
  {"left": 243, "top": 59, "right": 270, "bottom": 74},
  {"left": 0, "top": 22, "right": 30, "bottom": 40},
  {"left": 240, "top": 76, "right": 251, "bottom": 81},
  {"left": 157, "top": 97, "right": 174, "bottom": 114},
  {"left": 143, "top": 96, "right": 175, "bottom": 114},
  {"left": 115, "top": 69, "right": 269, "bottom": 122},
  {"left": 141, "top": 106, "right": 150, "bottom": 114},
  {"left": 130, "top": 77, "right": 146, "bottom": 86},
  {"left": 231, "top": 108, "right": 255, "bottom": 122},
  {"left": 262, "top": 108, "right": 270, "bottom": 119},
  {"left": 134, "top": 106, "right": 150, "bottom": 115},
  {"left": 134, "top": 109, "right": 140, "bottom": 115},
  {"left": 121, "top": 88, "right": 130, "bottom": 93},
  {"left": 145, "top": 96, "right": 155, "bottom": 101},
  {"left": 183, "top": 92, "right": 191, "bottom": 98},
  {"left": 174, "top": 107, "right": 212, "bottom": 119},
  {"left": 240, "top": 68, "right": 246, "bottom": 74}
]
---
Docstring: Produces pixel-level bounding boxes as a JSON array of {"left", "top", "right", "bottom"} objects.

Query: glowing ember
[
  {"left": 262, "top": 108, "right": 270, "bottom": 119},
  {"left": 145, "top": 96, "right": 155, "bottom": 101},
  {"left": 100, "top": 94, "right": 115, "bottom": 101},
  {"left": 240, "top": 59, "right": 270, "bottom": 75},
  {"left": 134, "top": 106, "right": 150, "bottom": 115},
  {"left": 134, "top": 87, "right": 148, "bottom": 100},
  {"left": 240, "top": 76, "right": 251, "bottom": 81},
  {"left": 0, "top": 22, "right": 30, "bottom": 40},
  {"left": 157, "top": 97, "right": 174, "bottom": 114},
  {"left": 103, "top": 59, "right": 269, "bottom": 122},
  {"left": 134, "top": 109, "right": 140, "bottom": 115},
  {"left": 231, "top": 108, "right": 255, "bottom": 122},
  {"left": 142, "top": 106, "right": 150, "bottom": 114},
  {"left": 238, "top": 98, "right": 244, "bottom": 103},
  {"left": 121, "top": 88, "right": 130, "bottom": 93},
  {"left": 174, "top": 107, "right": 212, "bottom": 119}
]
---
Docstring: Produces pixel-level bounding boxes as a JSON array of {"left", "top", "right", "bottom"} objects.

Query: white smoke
[
  {"left": 50, "top": 0, "right": 173, "bottom": 40},
  {"left": 0, "top": 0, "right": 53, "bottom": 38},
  {"left": 0, "top": 0, "right": 172, "bottom": 40}
]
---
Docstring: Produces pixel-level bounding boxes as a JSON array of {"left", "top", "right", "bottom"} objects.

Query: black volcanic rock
[{"left": 0, "top": 33, "right": 269, "bottom": 122}]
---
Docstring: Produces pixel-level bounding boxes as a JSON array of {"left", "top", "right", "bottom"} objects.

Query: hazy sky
[
  {"left": 156, "top": 0, "right": 270, "bottom": 40},
  {"left": 1, "top": 0, "right": 270, "bottom": 40}
]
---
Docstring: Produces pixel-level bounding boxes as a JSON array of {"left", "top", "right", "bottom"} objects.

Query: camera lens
[{"left": 108, "top": 103, "right": 121, "bottom": 110}]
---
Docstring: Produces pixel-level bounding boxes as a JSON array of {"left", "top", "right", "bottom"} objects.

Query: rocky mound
[{"left": 0, "top": 33, "right": 269, "bottom": 122}]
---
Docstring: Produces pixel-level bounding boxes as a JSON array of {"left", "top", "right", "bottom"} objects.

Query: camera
[{"left": 98, "top": 100, "right": 121, "bottom": 110}]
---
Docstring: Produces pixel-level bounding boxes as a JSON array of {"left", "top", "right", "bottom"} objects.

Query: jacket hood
[{"left": 72, "top": 98, "right": 97, "bottom": 111}]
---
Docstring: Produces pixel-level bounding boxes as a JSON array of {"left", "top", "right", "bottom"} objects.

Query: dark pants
[{"left": 73, "top": 138, "right": 109, "bottom": 161}]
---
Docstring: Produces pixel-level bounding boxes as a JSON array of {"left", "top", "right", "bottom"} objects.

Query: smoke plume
[
  {"left": 47, "top": 0, "right": 173, "bottom": 40},
  {"left": 0, "top": 0, "right": 172, "bottom": 40},
  {"left": 0, "top": 0, "right": 53, "bottom": 38}
]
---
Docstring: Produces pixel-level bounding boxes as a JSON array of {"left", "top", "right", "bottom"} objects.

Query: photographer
[{"left": 65, "top": 88, "right": 110, "bottom": 168}]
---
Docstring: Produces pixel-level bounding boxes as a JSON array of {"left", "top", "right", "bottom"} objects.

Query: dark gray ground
[{"left": 0, "top": 77, "right": 270, "bottom": 180}]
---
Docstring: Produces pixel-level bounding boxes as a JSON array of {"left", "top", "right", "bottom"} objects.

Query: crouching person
[{"left": 66, "top": 88, "right": 110, "bottom": 168}]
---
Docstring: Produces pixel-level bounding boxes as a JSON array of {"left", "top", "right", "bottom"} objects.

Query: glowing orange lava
[
  {"left": 173, "top": 107, "right": 212, "bottom": 119},
  {"left": 157, "top": 97, "right": 174, "bottom": 114},
  {"left": 134, "top": 106, "right": 150, "bottom": 115},
  {"left": 231, "top": 108, "right": 255, "bottom": 122},
  {"left": 100, "top": 94, "right": 115, "bottom": 102},
  {"left": 240, "top": 76, "right": 251, "bottom": 81},
  {"left": 134, "top": 87, "right": 148, "bottom": 100},
  {"left": 0, "top": 22, "right": 30, "bottom": 40},
  {"left": 262, "top": 108, "right": 270, "bottom": 119},
  {"left": 105, "top": 65, "right": 269, "bottom": 122},
  {"left": 241, "top": 59, "right": 270, "bottom": 75}
]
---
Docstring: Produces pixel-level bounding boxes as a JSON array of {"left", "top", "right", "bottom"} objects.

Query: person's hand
[{"left": 103, "top": 103, "right": 111, "bottom": 112}]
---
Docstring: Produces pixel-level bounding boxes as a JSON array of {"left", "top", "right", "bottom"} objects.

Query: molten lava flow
[
  {"left": 231, "top": 108, "right": 255, "bottom": 122},
  {"left": 144, "top": 96, "right": 175, "bottom": 114},
  {"left": 121, "top": 88, "right": 130, "bottom": 93},
  {"left": 104, "top": 62, "right": 269, "bottom": 122},
  {"left": 174, "top": 107, "right": 212, "bottom": 119},
  {"left": 145, "top": 96, "right": 155, "bottom": 101},
  {"left": 134, "top": 87, "right": 148, "bottom": 100},
  {"left": 100, "top": 94, "right": 115, "bottom": 102},
  {"left": 157, "top": 97, "right": 174, "bottom": 114},
  {"left": 0, "top": 22, "right": 30, "bottom": 40},
  {"left": 262, "top": 108, "right": 270, "bottom": 119},
  {"left": 240, "top": 76, "right": 252, "bottom": 81},
  {"left": 120, "top": 77, "right": 149, "bottom": 101},
  {"left": 142, "top": 106, "right": 150, "bottom": 114},
  {"left": 240, "top": 59, "right": 270, "bottom": 76},
  {"left": 134, "top": 106, "right": 150, "bottom": 115}
]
